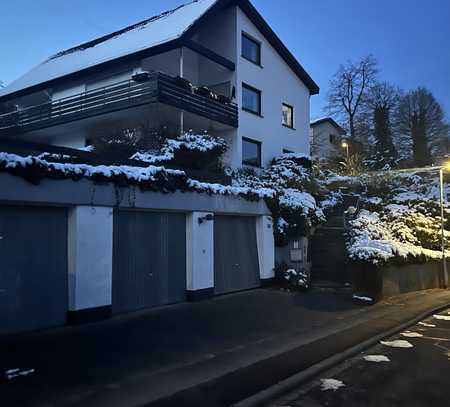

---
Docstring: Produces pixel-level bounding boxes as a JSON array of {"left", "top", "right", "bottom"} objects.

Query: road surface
[{"left": 270, "top": 308, "right": 450, "bottom": 407}]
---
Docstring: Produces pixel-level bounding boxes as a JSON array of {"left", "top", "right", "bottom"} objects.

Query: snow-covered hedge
[
  {"left": 0, "top": 152, "right": 273, "bottom": 201},
  {"left": 346, "top": 172, "right": 449, "bottom": 265},
  {"left": 132, "top": 132, "right": 227, "bottom": 171},
  {"left": 234, "top": 153, "right": 325, "bottom": 245}
]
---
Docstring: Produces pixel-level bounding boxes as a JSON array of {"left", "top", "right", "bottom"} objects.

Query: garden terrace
[{"left": 0, "top": 72, "right": 238, "bottom": 135}]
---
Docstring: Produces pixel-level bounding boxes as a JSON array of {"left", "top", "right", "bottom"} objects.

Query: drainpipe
[{"left": 179, "top": 47, "right": 184, "bottom": 135}]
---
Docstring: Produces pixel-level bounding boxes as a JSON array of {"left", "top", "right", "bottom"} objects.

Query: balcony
[{"left": 0, "top": 72, "right": 238, "bottom": 135}]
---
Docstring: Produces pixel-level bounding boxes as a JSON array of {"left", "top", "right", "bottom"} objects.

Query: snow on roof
[{"left": 0, "top": 0, "right": 217, "bottom": 99}]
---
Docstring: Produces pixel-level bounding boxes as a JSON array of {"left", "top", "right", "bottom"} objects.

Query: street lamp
[{"left": 341, "top": 140, "right": 349, "bottom": 160}]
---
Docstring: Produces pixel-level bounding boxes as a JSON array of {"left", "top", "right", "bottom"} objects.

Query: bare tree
[
  {"left": 327, "top": 55, "right": 378, "bottom": 141},
  {"left": 396, "top": 87, "right": 449, "bottom": 166}
]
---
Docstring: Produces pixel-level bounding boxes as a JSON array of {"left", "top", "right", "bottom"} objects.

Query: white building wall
[
  {"left": 235, "top": 8, "right": 311, "bottom": 167},
  {"left": 256, "top": 216, "right": 275, "bottom": 280},
  {"left": 68, "top": 206, "right": 113, "bottom": 311},
  {"left": 311, "top": 122, "right": 343, "bottom": 160},
  {"left": 186, "top": 212, "right": 215, "bottom": 291}
]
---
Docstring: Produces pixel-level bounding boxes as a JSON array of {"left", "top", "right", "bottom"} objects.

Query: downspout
[{"left": 179, "top": 47, "right": 184, "bottom": 135}]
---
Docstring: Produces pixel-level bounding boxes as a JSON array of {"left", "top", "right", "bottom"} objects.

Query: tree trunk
[
  {"left": 349, "top": 115, "right": 356, "bottom": 140},
  {"left": 411, "top": 114, "right": 432, "bottom": 167}
]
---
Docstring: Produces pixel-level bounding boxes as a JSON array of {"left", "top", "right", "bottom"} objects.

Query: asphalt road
[{"left": 271, "top": 308, "right": 450, "bottom": 407}]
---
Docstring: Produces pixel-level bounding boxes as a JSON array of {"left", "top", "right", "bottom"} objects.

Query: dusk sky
[{"left": 1, "top": 0, "right": 449, "bottom": 119}]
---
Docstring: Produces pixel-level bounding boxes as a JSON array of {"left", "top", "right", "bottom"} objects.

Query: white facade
[
  {"left": 310, "top": 120, "right": 345, "bottom": 160},
  {"left": 2, "top": 1, "right": 316, "bottom": 169},
  {"left": 235, "top": 8, "right": 311, "bottom": 168}
]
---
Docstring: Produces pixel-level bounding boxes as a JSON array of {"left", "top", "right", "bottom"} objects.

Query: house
[
  {"left": 0, "top": 0, "right": 318, "bottom": 169},
  {"left": 0, "top": 0, "right": 319, "bottom": 336},
  {"left": 310, "top": 117, "right": 346, "bottom": 160}
]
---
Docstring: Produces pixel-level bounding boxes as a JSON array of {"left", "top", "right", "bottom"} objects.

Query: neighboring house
[
  {"left": 0, "top": 0, "right": 318, "bottom": 168},
  {"left": 310, "top": 117, "right": 346, "bottom": 160}
]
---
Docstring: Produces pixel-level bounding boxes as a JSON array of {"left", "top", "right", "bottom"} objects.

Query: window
[
  {"left": 282, "top": 103, "right": 294, "bottom": 128},
  {"left": 242, "top": 33, "right": 261, "bottom": 65},
  {"left": 283, "top": 149, "right": 294, "bottom": 154},
  {"left": 329, "top": 134, "right": 335, "bottom": 144},
  {"left": 242, "top": 84, "right": 261, "bottom": 115},
  {"left": 242, "top": 138, "right": 261, "bottom": 167}
]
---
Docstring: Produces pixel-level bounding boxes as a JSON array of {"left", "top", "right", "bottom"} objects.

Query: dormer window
[{"left": 242, "top": 33, "right": 261, "bottom": 65}]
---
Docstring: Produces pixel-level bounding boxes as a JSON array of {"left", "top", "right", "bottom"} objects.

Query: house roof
[
  {"left": 310, "top": 117, "right": 346, "bottom": 134},
  {"left": 0, "top": 0, "right": 319, "bottom": 102}
]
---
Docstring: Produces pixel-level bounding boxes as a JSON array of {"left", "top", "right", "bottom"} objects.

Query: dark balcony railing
[{"left": 0, "top": 72, "right": 238, "bottom": 134}]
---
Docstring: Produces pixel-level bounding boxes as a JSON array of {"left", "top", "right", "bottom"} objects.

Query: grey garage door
[
  {"left": 0, "top": 206, "right": 68, "bottom": 336},
  {"left": 113, "top": 211, "right": 186, "bottom": 314},
  {"left": 214, "top": 215, "right": 260, "bottom": 295}
]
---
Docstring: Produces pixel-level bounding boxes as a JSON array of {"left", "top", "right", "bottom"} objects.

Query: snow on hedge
[
  {"left": 0, "top": 152, "right": 273, "bottom": 200},
  {"left": 346, "top": 172, "right": 449, "bottom": 265},
  {"left": 233, "top": 153, "right": 324, "bottom": 244},
  {"left": 132, "top": 132, "right": 227, "bottom": 164}
]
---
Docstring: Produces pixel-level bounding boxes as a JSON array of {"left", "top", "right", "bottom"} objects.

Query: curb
[{"left": 231, "top": 300, "right": 450, "bottom": 407}]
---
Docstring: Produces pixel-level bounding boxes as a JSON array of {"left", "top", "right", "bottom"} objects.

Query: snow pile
[
  {"left": 352, "top": 295, "right": 374, "bottom": 303},
  {"left": 380, "top": 340, "right": 413, "bottom": 348},
  {"left": 400, "top": 331, "right": 423, "bottom": 338},
  {"left": 320, "top": 379, "right": 345, "bottom": 391},
  {"left": 434, "top": 315, "right": 450, "bottom": 321},
  {"left": 418, "top": 322, "right": 436, "bottom": 328},
  {"left": 233, "top": 153, "right": 324, "bottom": 244},
  {"left": 363, "top": 355, "right": 391, "bottom": 363}
]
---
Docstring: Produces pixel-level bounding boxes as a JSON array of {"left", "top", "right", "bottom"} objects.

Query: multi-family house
[
  {"left": 0, "top": 0, "right": 319, "bottom": 335},
  {"left": 0, "top": 0, "right": 318, "bottom": 168}
]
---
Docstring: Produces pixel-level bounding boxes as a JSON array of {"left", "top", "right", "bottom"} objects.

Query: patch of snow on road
[
  {"left": 352, "top": 295, "right": 374, "bottom": 302},
  {"left": 434, "top": 315, "right": 450, "bottom": 321},
  {"left": 380, "top": 340, "right": 413, "bottom": 348},
  {"left": 363, "top": 355, "right": 391, "bottom": 363},
  {"left": 401, "top": 331, "right": 424, "bottom": 338},
  {"left": 320, "top": 379, "right": 345, "bottom": 391},
  {"left": 418, "top": 322, "right": 436, "bottom": 328}
]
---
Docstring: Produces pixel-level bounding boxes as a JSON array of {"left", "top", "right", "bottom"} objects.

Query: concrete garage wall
[
  {"left": 0, "top": 173, "right": 274, "bottom": 328},
  {"left": 353, "top": 261, "right": 446, "bottom": 300},
  {"left": 68, "top": 207, "right": 113, "bottom": 312}
]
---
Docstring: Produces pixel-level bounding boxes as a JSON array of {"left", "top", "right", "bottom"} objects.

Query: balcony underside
[{"left": 0, "top": 73, "right": 238, "bottom": 137}]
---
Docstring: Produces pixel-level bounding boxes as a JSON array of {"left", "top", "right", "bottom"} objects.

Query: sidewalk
[{"left": 1, "top": 288, "right": 450, "bottom": 407}]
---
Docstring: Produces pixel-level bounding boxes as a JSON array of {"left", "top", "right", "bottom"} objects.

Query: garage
[
  {"left": 0, "top": 206, "right": 68, "bottom": 336},
  {"left": 112, "top": 210, "right": 186, "bottom": 314},
  {"left": 214, "top": 215, "right": 260, "bottom": 295}
]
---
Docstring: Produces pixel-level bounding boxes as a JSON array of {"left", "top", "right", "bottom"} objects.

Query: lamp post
[
  {"left": 341, "top": 141, "right": 349, "bottom": 160},
  {"left": 440, "top": 166, "right": 449, "bottom": 288}
]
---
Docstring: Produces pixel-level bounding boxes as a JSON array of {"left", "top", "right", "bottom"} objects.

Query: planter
[{"left": 352, "top": 261, "right": 447, "bottom": 301}]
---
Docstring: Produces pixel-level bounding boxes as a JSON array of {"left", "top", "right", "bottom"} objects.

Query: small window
[
  {"left": 282, "top": 103, "right": 294, "bottom": 128},
  {"left": 242, "top": 138, "right": 262, "bottom": 167},
  {"left": 242, "top": 84, "right": 261, "bottom": 115},
  {"left": 283, "top": 149, "right": 294, "bottom": 154},
  {"left": 329, "top": 134, "right": 335, "bottom": 144},
  {"left": 242, "top": 33, "right": 261, "bottom": 65}
]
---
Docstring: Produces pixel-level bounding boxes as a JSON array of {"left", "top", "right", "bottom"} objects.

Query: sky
[{"left": 1, "top": 0, "right": 450, "bottom": 119}]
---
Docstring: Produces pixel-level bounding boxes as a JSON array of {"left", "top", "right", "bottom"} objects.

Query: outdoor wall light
[{"left": 198, "top": 214, "right": 214, "bottom": 224}]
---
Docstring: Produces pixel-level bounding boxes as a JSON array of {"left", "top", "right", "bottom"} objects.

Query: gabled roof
[
  {"left": 310, "top": 117, "right": 346, "bottom": 135},
  {"left": 0, "top": 0, "right": 319, "bottom": 102}
]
